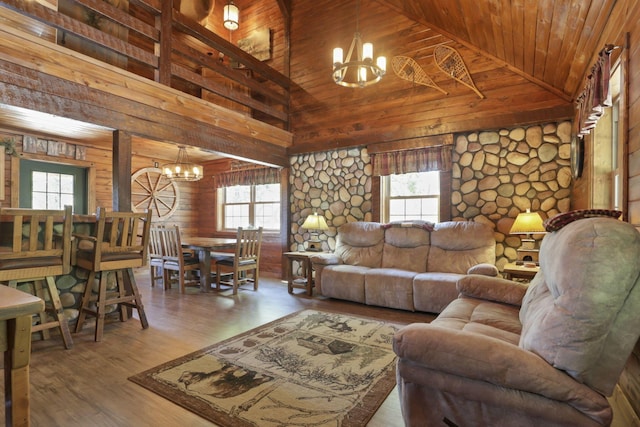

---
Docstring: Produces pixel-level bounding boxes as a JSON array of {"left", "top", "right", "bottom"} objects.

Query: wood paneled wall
[{"left": 288, "top": 0, "right": 574, "bottom": 154}]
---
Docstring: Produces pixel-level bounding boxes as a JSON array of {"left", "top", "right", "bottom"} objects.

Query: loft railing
[{"left": 0, "top": 0, "right": 290, "bottom": 129}]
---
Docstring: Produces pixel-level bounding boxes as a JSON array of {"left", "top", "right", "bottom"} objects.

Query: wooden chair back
[
  {"left": 234, "top": 227, "right": 263, "bottom": 265},
  {"left": 0, "top": 205, "right": 73, "bottom": 281},
  {"left": 148, "top": 224, "right": 165, "bottom": 262},
  {"left": 74, "top": 207, "right": 152, "bottom": 272}
]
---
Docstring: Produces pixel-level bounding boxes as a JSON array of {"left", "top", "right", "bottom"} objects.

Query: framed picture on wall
[{"left": 571, "top": 135, "right": 584, "bottom": 179}]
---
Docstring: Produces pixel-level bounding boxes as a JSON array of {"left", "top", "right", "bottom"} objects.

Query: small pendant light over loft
[
  {"left": 223, "top": 0, "right": 239, "bottom": 31},
  {"left": 332, "top": 0, "right": 386, "bottom": 88},
  {"left": 162, "top": 146, "right": 203, "bottom": 182}
]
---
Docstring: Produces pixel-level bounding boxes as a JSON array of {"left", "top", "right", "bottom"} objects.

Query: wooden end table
[
  {"left": 503, "top": 262, "right": 539, "bottom": 282},
  {"left": 283, "top": 251, "right": 318, "bottom": 296}
]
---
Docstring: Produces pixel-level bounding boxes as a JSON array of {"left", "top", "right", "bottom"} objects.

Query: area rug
[{"left": 129, "top": 309, "right": 405, "bottom": 426}]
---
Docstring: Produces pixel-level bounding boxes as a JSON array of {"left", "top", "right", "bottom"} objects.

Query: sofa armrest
[
  {"left": 467, "top": 263, "right": 499, "bottom": 276},
  {"left": 310, "top": 253, "right": 341, "bottom": 266},
  {"left": 393, "top": 324, "right": 605, "bottom": 407},
  {"left": 456, "top": 274, "right": 528, "bottom": 306}
]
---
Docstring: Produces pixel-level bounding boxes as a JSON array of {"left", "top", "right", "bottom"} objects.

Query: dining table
[{"left": 181, "top": 237, "right": 237, "bottom": 292}]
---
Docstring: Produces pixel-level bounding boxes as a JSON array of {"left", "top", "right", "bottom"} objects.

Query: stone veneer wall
[
  {"left": 289, "top": 120, "right": 572, "bottom": 272},
  {"left": 452, "top": 121, "right": 572, "bottom": 270},
  {"left": 289, "top": 148, "right": 373, "bottom": 252}
]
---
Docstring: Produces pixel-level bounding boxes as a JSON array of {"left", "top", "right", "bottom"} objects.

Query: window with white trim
[
  {"left": 381, "top": 171, "right": 440, "bottom": 222},
  {"left": 219, "top": 183, "right": 280, "bottom": 230}
]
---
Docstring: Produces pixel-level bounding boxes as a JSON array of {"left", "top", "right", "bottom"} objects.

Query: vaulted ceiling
[{"left": 375, "top": 0, "right": 617, "bottom": 101}]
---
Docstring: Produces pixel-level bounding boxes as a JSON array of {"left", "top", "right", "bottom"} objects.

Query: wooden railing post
[{"left": 156, "top": 0, "right": 173, "bottom": 85}]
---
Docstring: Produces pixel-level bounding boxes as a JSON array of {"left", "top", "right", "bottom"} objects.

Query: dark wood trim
[{"left": 113, "top": 130, "right": 132, "bottom": 212}]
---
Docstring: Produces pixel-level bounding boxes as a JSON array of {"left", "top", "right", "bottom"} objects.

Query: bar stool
[
  {"left": 0, "top": 205, "right": 74, "bottom": 349},
  {"left": 74, "top": 207, "right": 151, "bottom": 342}
]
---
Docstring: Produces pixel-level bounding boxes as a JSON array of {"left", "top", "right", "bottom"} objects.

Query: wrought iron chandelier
[
  {"left": 162, "top": 146, "right": 203, "bottom": 182},
  {"left": 332, "top": 0, "right": 386, "bottom": 88}
]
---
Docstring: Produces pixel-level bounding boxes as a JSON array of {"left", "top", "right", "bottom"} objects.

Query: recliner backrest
[{"left": 519, "top": 217, "right": 640, "bottom": 395}]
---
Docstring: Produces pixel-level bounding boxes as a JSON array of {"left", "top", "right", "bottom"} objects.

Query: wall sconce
[
  {"left": 301, "top": 212, "right": 328, "bottom": 252},
  {"left": 510, "top": 209, "right": 546, "bottom": 265},
  {"left": 223, "top": 1, "right": 239, "bottom": 31}
]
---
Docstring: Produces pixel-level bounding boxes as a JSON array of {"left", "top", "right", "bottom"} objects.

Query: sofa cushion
[
  {"left": 320, "top": 265, "right": 369, "bottom": 303},
  {"left": 428, "top": 221, "right": 495, "bottom": 274},
  {"left": 432, "top": 297, "right": 521, "bottom": 345},
  {"left": 519, "top": 217, "right": 640, "bottom": 395},
  {"left": 381, "top": 226, "right": 430, "bottom": 271},
  {"left": 364, "top": 268, "right": 417, "bottom": 311},
  {"left": 333, "top": 222, "right": 385, "bottom": 268},
  {"left": 413, "top": 272, "right": 464, "bottom": 314}
]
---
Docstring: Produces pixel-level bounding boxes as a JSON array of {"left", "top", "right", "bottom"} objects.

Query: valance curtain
[
  {"left": 370, "top": 145, "right": 452, "bottom": 176},
  {"left": 575, "top": 45, "right": 614, "bottom": 136},
  {"left": 215, "top": 167, "right": 281, "bottom": 188}
]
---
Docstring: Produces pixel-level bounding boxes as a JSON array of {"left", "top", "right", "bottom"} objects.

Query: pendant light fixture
[
  {"left": 223, "top": 1, "right": 239, "bottom": 31},
  {"left": 162, "top": 146, "right": 203, "bottom": 182},
  {"left": 332, "top": 0, "right": 386, "bottom": 88}
]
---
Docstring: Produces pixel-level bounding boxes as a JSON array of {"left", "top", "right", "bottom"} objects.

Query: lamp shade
[
  {"left": 223, "top": 1, "right": 239, "bottom": 31},
  {"left": 510, "top": 210, "right": 545, "bottom": 234},
  {"left": 301, "top": 213, "right": 328, "bottom": 231}
]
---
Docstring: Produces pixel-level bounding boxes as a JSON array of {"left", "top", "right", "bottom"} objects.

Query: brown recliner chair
[{"left": 393, "top": 214, "right": 640, "bottom": 426}]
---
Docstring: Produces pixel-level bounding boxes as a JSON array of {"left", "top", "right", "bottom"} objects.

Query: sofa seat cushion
[
  {"left": 413, "top": 272, "right": 464, "bottom": 314},
  {"left": 433, "top": 297, "right": 521, "bottom": 345},
  {"left": 365, "top": 268, "right": 417, "bottom": 311},
  {"left": 321, "top": 265, "right": 369, "bottom": 303}
]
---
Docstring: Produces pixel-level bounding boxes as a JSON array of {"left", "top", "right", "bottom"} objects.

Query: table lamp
[
  {"left": 301, "top": 212, "right": 328, "bottom": 252},
  {"left": 510, "top": 209, "right": 546, "bottom": 265}
]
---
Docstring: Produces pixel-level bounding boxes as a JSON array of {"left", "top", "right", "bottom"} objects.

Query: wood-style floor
[{"left": 5, "top": 270, "right": 434, "bottom": 427}]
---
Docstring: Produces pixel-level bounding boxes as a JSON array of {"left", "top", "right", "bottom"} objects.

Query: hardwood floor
[{"left": 4, "top": 270, "right": 434, "bottom": 427}]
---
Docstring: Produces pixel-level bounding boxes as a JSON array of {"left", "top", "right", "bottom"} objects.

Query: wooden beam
[{"left": 113, "top": 130, "right": 132, "bottom": 212}]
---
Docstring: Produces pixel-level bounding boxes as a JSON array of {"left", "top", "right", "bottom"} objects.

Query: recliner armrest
[
  {"left": 456, "top": 274, "right": 528, "bottom": 306},
  {"left": 393, "top": 324, "right": 608, "bottom": 408}
]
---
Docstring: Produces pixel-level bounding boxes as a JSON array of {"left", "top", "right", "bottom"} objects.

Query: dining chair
[
  {"left": 0, "top": 205, "right": 74, "bottom": 349},
  {"left": 215, "top": 227, "right": 263, "bottom": 295},
  {"left": 148, "top": 224, "right": 165, "bottom": 287},
  {"left": 74, "top": 207, "right": 151, "bottom": 342},
  {"left": 159, "top": 225, "right": 201, "bottom": 293}
]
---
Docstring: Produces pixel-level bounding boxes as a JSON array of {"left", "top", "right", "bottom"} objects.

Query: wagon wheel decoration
[{"left": 130, "top": 167, "right": 179, "bottom": 220}]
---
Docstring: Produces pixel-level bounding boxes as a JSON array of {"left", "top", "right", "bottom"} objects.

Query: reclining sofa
[
  {"left": 393, "top": 213, "right": 640, "bottom": 426},
  {"left": 311, "top": 220, "right": 497, "bottom": 313}
]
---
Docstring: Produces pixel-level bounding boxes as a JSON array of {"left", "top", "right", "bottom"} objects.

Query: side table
[
  {"left": 283, "top": 251, "right": 318, "bottom": 296},
  {"left": 503, "top": 262, "right": 539, "bottom": 282}
]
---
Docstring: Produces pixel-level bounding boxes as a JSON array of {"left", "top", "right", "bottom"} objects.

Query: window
[
  {"left": 381, "top": 171, "right": 440, "bottom": 222},
  {"left": 19, "top": 159, "right": 87, "bottom": 213},
  {"left": 219, "top": 183, "right": 280, "bottom": 230}
]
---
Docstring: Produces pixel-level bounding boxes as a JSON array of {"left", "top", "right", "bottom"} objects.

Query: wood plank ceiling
[
  {"left": 1, "top": 0, "right": 619, "bottom": 160},
  {"left": 376, "top": 0, "right": 617, "bottom": 100}
]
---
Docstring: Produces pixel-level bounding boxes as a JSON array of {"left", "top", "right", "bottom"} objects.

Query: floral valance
[
  {"left": 370, "top": 145, "right": 452, "bottom": 176},
  {"left": 215, "top": 167, "right": 281, "bottom": 188},
  {"left": 575, "top": 45, "right": 615, "bottom": 136}
]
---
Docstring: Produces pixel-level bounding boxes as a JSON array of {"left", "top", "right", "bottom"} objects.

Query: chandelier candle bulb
[
  {"left": 363, "top": 42, "right": 373, "bottom": 61},
  {"left": 333, "top": 48, "right": 343, "bottom": 65}
]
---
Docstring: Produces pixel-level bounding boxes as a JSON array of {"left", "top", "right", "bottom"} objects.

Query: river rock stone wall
[
  {"left": 289, "top": 121, "right": 572, "bottom": 271},
  {"left": 452, "top": 121, "right": 572, "bottom": 270},
  {"left": 289, "top": 147, "right": 372, "bottom": 252}
]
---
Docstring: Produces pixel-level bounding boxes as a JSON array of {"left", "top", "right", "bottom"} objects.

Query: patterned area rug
[{"left": 129, "top": 309, "right": 404, "bottom": 426}]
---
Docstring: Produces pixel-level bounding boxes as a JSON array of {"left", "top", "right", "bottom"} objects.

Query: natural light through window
[
  {"left": 31, "top": 171, "right": 74, "bottom": 210},
  {"left": 221, "top": 183, "right": 280, "bottom": 230},
  {"left": 383, "top": 171, "right": 440, "bottom": 223}
]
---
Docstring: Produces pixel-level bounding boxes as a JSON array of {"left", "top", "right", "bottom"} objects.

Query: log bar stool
[
  {"left": 74, "top": 208, "right": 151, "bottom": 342},
  {"left": 0, "top": 206, "right": 74, "bottom": 350}
]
